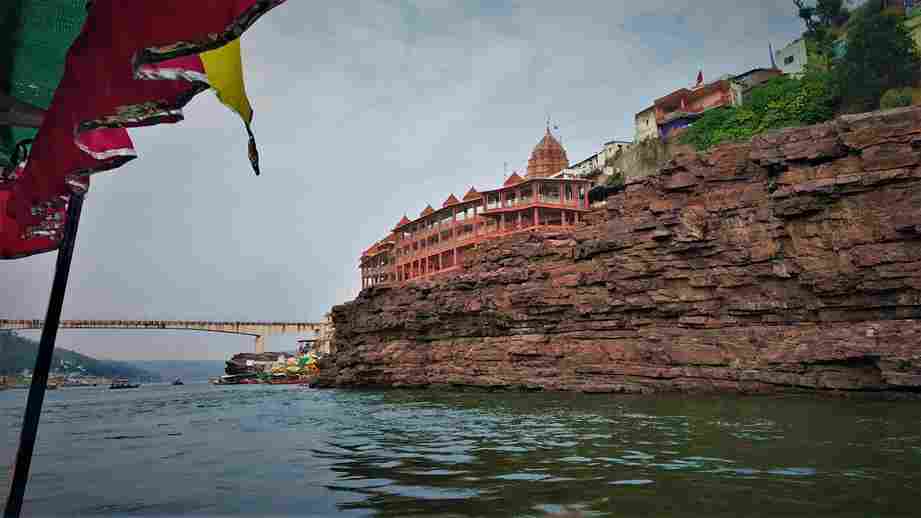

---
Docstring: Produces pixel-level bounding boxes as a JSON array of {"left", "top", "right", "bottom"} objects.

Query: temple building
[{"left": 359, "top": 128, "right": 591, "bottom": 289}]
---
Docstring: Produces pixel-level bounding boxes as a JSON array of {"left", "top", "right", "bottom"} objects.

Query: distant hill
[
  {"left": 134, "top": 360, "right": 225, "bottom": 382},
  {"left": 0, "top": 331, "right": 160, "bottom": 381}
]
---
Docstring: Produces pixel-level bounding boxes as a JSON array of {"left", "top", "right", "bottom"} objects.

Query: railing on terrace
[
  {"left": 391, "top": 202, "right": 587, "bottom": 266},
  {"left": 395, "top": 219, "right": 584, "bottom": 282},
  {"left": 394, "top": 233, "right": 483, "bottom": 269},
  {"left": 482, "top": 198, "right": 584, "bottom": 213},
  {"left": 362, "top": 265, "right": 393, "bottom": 275},
  {"left": 393, "top": 217, "right": 582, "bottom": 273}
]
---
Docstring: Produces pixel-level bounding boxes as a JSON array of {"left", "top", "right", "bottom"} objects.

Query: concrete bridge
[{"left": 0, "top": 319, "right": 334, "bottom": 354}]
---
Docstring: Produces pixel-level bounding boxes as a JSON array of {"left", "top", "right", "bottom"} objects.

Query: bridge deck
[
  {"left": 0, "top": 320, "right": 331, "bottom": 354},
  {"left": 0, "top": 320, "right": 325, "bottom": 334}
]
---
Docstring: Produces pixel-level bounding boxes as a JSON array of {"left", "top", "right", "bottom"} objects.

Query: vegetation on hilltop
[
  {"left": 0, "top": 331, "right": 159, "bottom": 380},
  {"left": 680, "top": 72, "right": 839, "bottom": 151},
  {"left": 680, "top": 0, "right": 920, "bottom": 151}
]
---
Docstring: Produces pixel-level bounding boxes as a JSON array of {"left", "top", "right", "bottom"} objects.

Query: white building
[
  {"left": 556, "top": 139, "right": 633, "bottom": 180},
  {"left": 635, "top": 106, "right": 658, "bottom": 142},
  {"left": 775, "top": 38, "right": 808, "bottom": 76}
]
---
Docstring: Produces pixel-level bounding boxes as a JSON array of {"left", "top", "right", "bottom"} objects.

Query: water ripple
[{"left": 3, "top": 386, "right": 920, "bottom": 517}]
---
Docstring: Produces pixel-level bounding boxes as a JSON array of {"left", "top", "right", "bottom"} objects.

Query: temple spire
[{"left": 526, "top": 125, "right": 569, "bottom": 179}]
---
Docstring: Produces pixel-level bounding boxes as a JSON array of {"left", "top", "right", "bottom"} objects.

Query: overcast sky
[{"left": 1, "top": 0, "right": 805, "bottom": 360}]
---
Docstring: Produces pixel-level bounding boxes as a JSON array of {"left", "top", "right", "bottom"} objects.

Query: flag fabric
[
  {"left": 0, "top": 185, "right": 62, "bottom": 259},
  {"left": 0, "top": 0, "right": 88, "bottom": 170},
  {"left": 200, "top": 39, "right": 260, "bottom": 175},
  {"left": 770, "top": 42, "right": 778, "bottom": 69},
  {"left": 1, "top": 0, "right": 285, "bottom": 259}
]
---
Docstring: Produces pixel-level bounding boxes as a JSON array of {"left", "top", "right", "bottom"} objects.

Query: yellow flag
[{"left": 201, "top": 39, "right": 260, "bottom": 175}]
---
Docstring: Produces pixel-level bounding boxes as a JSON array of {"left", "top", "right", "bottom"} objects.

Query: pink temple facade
[{"left": 359, "top": 129, "right": 591, "bottom": 289}]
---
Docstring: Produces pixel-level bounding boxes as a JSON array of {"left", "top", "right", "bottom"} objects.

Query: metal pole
[{"left": 4, "top": 192, "right": 84, "bottom": 518}]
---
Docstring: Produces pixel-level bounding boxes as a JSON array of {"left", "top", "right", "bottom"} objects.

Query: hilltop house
[
  {"left": 635, "top": 67, "right": 781, "bottom": 142},
  {"left": 775, "top": 38, "right": 809, "bottom": 76}
]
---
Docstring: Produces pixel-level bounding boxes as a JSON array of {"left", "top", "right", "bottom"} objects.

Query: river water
[{"left": 1, "top": 384, "right": 919, "bottom": 517}]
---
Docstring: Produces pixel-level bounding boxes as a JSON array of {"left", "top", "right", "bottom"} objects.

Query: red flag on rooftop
[{"left": 1, "top": 0, "right": 286, "bottom": 260}]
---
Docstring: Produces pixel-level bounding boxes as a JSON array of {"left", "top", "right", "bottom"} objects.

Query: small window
[{"left": 784, "top": 55, "right": 795, "bottom": 65}]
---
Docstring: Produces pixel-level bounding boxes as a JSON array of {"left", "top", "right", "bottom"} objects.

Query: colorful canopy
[{"left": 1, "top": 0, "right": 285, "bottom": 259}]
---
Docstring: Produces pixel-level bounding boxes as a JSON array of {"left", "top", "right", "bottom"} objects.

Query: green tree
[
  {"left": 794, "top": 0, "right": 821, "bottom": 33},
  {"left": 816, "top": 0, "right": 847, "bottom": 26},
  {"left": 838, "top": 2, "right": 921, "bottom": 112},
  {"left": 794, "top": 0, "right": 849, "bottom": 64}
]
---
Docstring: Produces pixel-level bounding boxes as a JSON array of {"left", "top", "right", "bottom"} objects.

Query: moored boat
[
  {"left": 109, "top": 378, "right": 140, "bottom": 389},
  {"left": 268, "top": 375, "right": 302, "bottom": 385},
  {"left": 213, "top": 374, "right": 257, "bottom": 385},
  {"left": 172, "top": 378, "right": 184, "bottom": 386}
]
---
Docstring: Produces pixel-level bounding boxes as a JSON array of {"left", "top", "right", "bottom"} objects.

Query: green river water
[{"left": 2, "top": 384, "right": 919, "bottom": 517}]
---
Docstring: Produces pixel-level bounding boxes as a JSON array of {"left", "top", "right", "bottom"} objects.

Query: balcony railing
[{"left": 481, "top": 197, "right": 584, "bottom": 213}]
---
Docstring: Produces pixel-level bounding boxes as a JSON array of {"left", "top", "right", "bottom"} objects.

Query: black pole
[{"left": 4, "top": 192, "right": 85, "bottom": 518}]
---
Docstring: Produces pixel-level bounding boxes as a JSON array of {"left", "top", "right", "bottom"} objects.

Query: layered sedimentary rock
[{"left": 317, "top": 107, "right": 921, "bottom": 394}]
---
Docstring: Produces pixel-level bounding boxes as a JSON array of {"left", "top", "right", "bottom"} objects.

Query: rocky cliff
[{"left": 317, "top": 107, "right": 921, "bottom": 395}]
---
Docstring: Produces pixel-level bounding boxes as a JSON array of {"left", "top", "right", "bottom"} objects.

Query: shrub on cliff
[
  {"left": 880, "top": 87, "right": 915, "bottom": 109},
  {"left": 679, "top": 72, "right": 839, "bottom": 151},
  {"left": 604, "top": 171, "right": 625, "bottom": 190}
]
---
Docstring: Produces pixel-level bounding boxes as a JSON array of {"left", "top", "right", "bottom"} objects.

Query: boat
[
  {"left": 213, "top": 374, "right": 256, "bottom": 385},
  {"left": 171, "top": 378, "right": 184, "bottom": 386},
  {"left": 109, "top": 378, "right": 140, "bottom": 389},
  {"left": 268, "top": 378, "right": 302, "bottom": 385}
]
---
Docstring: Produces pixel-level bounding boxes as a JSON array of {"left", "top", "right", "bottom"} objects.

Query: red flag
[
  {"left": 1, "top": 0, "right": 286, "bottom": 259},
  {"left": 0, "top": 189, "right": 62, "bottom": 260},
  {"left": 696, "top": 70, "right": 704, "bottom": 87}
]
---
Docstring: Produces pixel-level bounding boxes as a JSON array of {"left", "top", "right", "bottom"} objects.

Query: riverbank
[{"left": 316, "top": 107, "right": 921, "bottom": 396}]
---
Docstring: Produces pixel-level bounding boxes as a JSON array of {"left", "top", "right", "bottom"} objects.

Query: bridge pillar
[{"left": 254, "top": 335, "right": 265, "bottom": 354}]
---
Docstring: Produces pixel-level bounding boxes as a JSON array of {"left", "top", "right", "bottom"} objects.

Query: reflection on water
[{"left": 2, "top": 385, "right": 920, "bottom": 517}]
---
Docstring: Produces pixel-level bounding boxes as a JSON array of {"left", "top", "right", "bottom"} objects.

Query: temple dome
[
  {"left": 526, "top": 128, "right": 569, "bottom": 179},
  {"left": 420, "top": 205, "right": 435, "bottom": 217}
]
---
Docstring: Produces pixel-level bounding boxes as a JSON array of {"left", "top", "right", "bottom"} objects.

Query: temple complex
[{"left": 359, "top": 128, "right": 591, "bottom": 289}]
